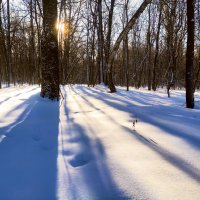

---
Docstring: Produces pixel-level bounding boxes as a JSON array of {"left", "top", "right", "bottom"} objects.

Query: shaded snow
[{"left": 0, "top": 85, "right": 200, "bottom": 200}]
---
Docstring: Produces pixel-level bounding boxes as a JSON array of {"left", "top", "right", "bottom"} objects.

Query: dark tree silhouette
[
  {"left": 41, "top": 0, "right": 60, "bottom": 100},
  {"left": 186, "top": 0, "right": 195, "bottom": 108}
]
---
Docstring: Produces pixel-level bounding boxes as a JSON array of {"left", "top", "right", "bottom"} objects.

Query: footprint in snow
[
  {"left": 69, "top": 153, "right": 93, "bottom": 168},
  {"left": 63, "top": 149, "right": 73, "bottom": 156},
  {"left": 32, "top": 136, "right": 41, "bottom": 142}
]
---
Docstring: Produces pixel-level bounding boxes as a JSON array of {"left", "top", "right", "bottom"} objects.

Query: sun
[{"left": 56, "top": 21, "right": 65, "bottom": 34}]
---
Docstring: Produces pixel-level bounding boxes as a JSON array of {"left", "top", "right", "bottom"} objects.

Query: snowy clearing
[{"left": 0, "top": 85, "right": 200, "bottom": 200}]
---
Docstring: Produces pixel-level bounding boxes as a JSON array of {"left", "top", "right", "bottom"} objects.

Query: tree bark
[
  {"left": 41, "top": 0, "right": 60, "bottom": 100},
  {"left": 104, "top": 0, "right": 115, "bottom": 85},
  {"left": 152, "top": 2, "right": 162, "bottom": 91},
  {"left": 7, "top": 0, "right": 12, "bottom": 85},
  {"left": 186, "top": 0, "right": 194, "bottom": 108},
  {"left": 97, "top": 0, "right": 104, "bottom": 83}
]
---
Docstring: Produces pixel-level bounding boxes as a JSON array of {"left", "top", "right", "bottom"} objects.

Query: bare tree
[
  {"left": 40, "top": 0, "right": 60, "bottom": 100},
  {"left": 107, "top": 0, "right": 152, "bottom": 92},
  {"left": 186, "top": 0, "right": 195, "bottom": 108},
  {"left": 152, "top": 1, "right": 163, "bottom": 91}
]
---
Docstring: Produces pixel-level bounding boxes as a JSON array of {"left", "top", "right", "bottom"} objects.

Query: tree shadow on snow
[
  {"left": 0, "top": 91, "right": 60, "bottom": 200},
  {"left": 76, "top": 86, "right": 200, "bottom": 184},
  {"left": 61, "top": 87, "right": 131, "bottom": 200},
  {"left": 0, "top": 86, "right": 39, "bottom": 105},
  {"left": 80, "top": 86, "right": 200, "bottom": 151}
]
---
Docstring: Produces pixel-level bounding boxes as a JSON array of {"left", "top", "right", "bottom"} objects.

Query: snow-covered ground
[{"left": 0, "top": 84, "right": 200, "bottom": 200}]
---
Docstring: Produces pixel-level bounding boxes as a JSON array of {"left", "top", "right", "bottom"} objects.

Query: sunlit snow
[{"left": 0, "top": 85, "right": 200, "bottom": 200}]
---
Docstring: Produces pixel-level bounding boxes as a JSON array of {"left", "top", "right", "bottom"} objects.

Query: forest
[
  {"left": 0, "top": 0, "right": 200, "bottom": 200},
  {"left": 0, "top": 0, "right": 198, "bottom": 107}
]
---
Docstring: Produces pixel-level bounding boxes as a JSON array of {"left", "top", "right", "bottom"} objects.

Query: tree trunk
[
  {"left": 7, "top": 0, "right": 12, "bottom": 86},
  {"left": 107, "top": 0, "right": 152, "bottom": 92},
  {"left": 104, "top": 0, "right": 115, "bottom": 85},
  {"left": 147, "top": 4, "right": 152, "bottom": 91},
  {"left": 97, "top": 0, "right": 104, "bottom": 83},
  {"left": 29, "top": 0, "right": 36, "bottom": 84},
  {"left": 152, "top": 2, "right": 162, "bottom": 91},
  {"left": 41, "top": 0, "right": 60, "bottom": 100},
  {"left": 186, "top": 0, "right": 194, "bottom": 108},
  {"left": 124, "top": 0, "right": 129, "bottom": 91}
]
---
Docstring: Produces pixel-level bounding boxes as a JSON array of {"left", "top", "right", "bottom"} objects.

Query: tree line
[{"left": 0, "top": 0, "right": 198, "bottom": 108}]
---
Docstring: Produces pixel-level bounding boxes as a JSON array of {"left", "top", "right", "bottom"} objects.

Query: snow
[{"left": 0, "top": 84, "right": 200, "bottom": 200}]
